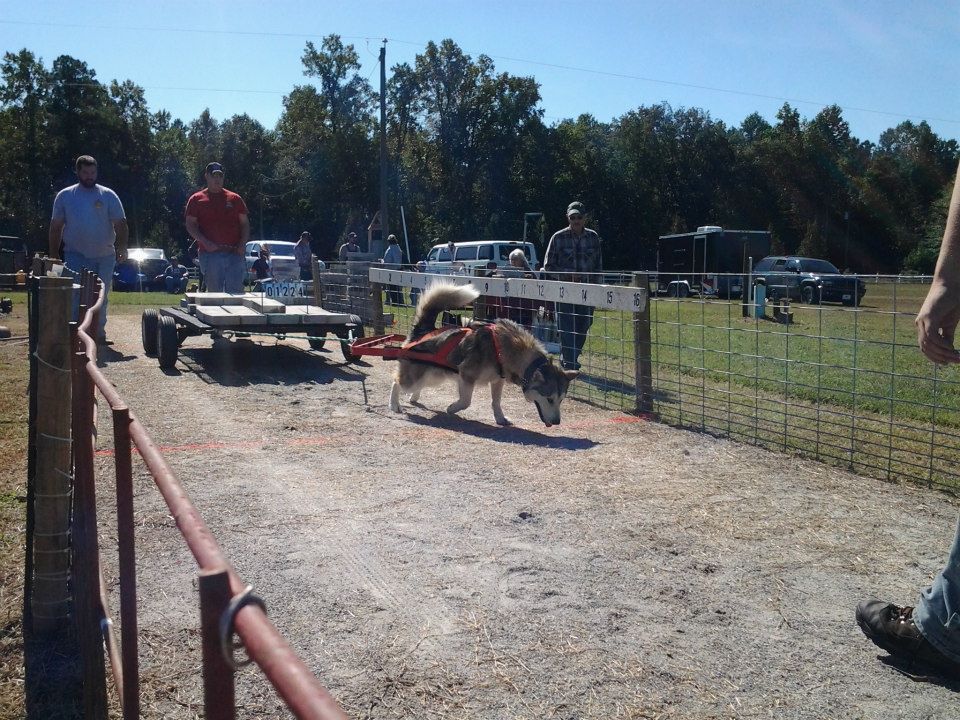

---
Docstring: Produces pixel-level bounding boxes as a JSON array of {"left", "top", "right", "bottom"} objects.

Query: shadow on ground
[
  {"left": 404, "top": 411, "right": 599, "bottom": 450},
  {"left": 173, "top": 338, "right": 368, "bottom": 387}
]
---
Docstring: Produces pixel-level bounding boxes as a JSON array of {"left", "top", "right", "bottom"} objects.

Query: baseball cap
[
  {"left": 567, "top": 201, "right": 585, "bottom": 217},
  {"left": 204, "top": 162, "right": 224, "bottom": 175}
]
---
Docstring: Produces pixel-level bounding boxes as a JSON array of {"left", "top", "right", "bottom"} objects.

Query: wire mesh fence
[{"left": 359, "top": 267, "right": 959, "bottom": 491}]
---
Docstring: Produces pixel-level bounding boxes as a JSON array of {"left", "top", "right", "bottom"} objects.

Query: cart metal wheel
[
  {"left": 308, "top": 332, "right": 327, "bottom": 350},
  {"left": 338, "top": 316, "right": 365, "bottom": 362},
  {"left": 157, "top": 315, "right": 179, "bottom": 369},
  {"left": 142, "top": 309, "right": 159, "bottom": 356}
]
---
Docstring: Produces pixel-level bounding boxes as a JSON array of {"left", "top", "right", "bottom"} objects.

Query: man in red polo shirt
[{"left": 185, "top": 162, "right": 250, "bottom": 293}]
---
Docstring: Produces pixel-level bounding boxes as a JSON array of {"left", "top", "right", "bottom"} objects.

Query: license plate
[
  {"left": 260, "top": 282, "right": 306, "bottom": 298},
  {"left": 842, "top": 293, "right": 852, "bottom": 300}
]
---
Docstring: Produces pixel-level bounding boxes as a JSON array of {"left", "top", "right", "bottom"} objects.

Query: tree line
[{"left": 1, "top": 36, "right": 956, "bottom": 273}]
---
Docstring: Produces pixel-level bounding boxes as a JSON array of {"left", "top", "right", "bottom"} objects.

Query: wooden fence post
[
  {"left": 29, "top": 276, "right": 75, "bottom": 633},
  {"left": 632, "top": 273, "right": 654, "bottom": 414}
]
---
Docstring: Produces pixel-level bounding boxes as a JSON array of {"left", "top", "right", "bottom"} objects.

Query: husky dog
[{"left": 389, "top": 283, "right": 578, "bottom": 426}]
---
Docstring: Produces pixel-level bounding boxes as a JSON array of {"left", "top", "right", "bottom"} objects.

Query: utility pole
[
  {"left": 374, "top": 39, "right": 389, "bottom": 259},
  {"left": 844, "top": 210, "right": 850, "bottom": 271}
]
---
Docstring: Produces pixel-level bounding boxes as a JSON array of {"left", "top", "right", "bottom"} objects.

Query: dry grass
[{"left": 0, "top": 291, "right": 30, "bottom": 719}]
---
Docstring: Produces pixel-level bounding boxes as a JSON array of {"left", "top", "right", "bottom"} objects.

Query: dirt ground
[{"left": 90, "top": 311, "right": 960, "bottom": 719}]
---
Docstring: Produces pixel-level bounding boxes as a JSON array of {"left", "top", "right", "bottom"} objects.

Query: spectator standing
[
  {"left": 184, "top": 162, "right": 250, "bottom": 294},
  {"left": 252, "top": 248, "right": 272, "bottom": 280},
  {"left": 543, "top": 201, "right": 602, "bottom": 370},
  {"left": 410, "top": 261, "right": 425, "bottom": 307},
  {"left": 338, "top": 232, "right": 361, "bottom": 261},
  {"left": 856, "top": 161, "right": 960, "bottom": 679},
  {"left": 295, "top": 230, "right": 314, "bottom": 281},
  {"left": 381, "top": 234, "right": 404, "bottom": 305},
  {"left": 48, "top": 154, "right": 128, "bottom": 342}
]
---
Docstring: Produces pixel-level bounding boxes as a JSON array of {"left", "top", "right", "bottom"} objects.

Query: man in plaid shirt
[{"left": 544, "top": 201, "right": 603, "bottom": 370}]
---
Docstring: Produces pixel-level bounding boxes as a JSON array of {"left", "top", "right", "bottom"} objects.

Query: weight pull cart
[
  {"left": 348, "top": 325, "right": 497, "bottom": 372},
  {"left": 140, "top": 292, "right": 365, "bottom": 369}
]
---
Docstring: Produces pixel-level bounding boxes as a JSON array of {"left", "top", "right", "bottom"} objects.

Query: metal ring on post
[{"left": 218, "top": 585, "right": 267, "bottom": 671}]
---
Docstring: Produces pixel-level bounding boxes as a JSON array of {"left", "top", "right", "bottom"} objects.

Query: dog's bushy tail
[{"left": 410, "top": 282, "right": 480, "bottom": 339}]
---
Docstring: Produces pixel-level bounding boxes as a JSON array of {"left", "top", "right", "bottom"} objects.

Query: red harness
[{"left": 401, "top": 324, "right": 503, "bottom": 375}]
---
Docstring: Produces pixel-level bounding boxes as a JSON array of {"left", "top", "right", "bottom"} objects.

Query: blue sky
[{"left": 1, "top": 0, "right": 957, "bottom": 144}]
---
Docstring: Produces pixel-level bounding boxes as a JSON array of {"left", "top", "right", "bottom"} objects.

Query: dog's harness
[{"left": 401, "top": 324, "right": 504, "bottom": 377}]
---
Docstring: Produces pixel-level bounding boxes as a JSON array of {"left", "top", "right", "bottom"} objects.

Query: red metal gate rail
[{"left": 70, "top": 270, "right": 349, "bottom": 720}]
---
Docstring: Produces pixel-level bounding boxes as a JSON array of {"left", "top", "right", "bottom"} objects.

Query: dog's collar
[{"left": 519, "top": 355, "right": 551, "bottom": 389}]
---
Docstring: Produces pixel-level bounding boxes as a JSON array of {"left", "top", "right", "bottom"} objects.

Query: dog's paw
[
  {"left": 446, "top": 402, "right": 465, "bottom": 415},
  {"left": 495, "top": 416, "right": 513, "bottom": 426},
  {"left": 389, "top": 400, "right": 402, "bottom": 413}
]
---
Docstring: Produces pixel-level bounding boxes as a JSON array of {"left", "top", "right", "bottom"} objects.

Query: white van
[{"left": 423, "top": 241, "right": 539, "bottom": 274}]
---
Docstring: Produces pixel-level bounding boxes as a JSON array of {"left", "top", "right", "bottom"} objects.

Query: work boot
[{"left": 856, "top": 598, "right": 960, "bottom": 678}]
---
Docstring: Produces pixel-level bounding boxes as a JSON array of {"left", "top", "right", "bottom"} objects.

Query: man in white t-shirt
[{"left": 49, "top": 155, "right": 128, "bottom": 342}]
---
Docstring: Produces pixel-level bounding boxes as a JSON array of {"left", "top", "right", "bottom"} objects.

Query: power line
[
  {"left": 4, "top": 19, "right": 957, "bottom": 126},
  {"left": 0, "top": 18, "right": 379, "bottom": 42}
]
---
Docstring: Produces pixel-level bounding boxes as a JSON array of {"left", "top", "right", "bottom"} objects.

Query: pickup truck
[{"left": 753, "top": 256, "right": 866, "bottom": 306}]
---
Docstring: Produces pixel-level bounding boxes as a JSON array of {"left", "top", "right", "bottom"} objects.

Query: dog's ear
[{"left": 563, "top": 369, "right": 579, "bottom": 381}]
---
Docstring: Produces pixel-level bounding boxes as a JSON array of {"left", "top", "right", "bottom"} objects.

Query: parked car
[
  {"left": 113, "top": 247, "right": 168, "bottom": 292},
  {"left": 752, "top": 256, "right": 866, "bottom": 306},
  {"left": 423, "top": 240, "right": 539, "bottom": 275},
  {"left": 244, "top": 241, "right": 299, "bottom": 284}
]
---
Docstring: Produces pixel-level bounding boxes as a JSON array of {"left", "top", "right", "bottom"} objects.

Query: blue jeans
[
  {"left": 63, "top": 251, "right": 115, "bottom": 338},
  {"left": 555, "top": 302, "right": 593, "bottom": 369},
  {"left": 164, "top": 275, "right": 187, "bottom": 294},
  {"left": 198, "top": 251, "right": 245, "bottom": 294},
  {"left": 914, "top": 517, "right": 960, "bottom": 662}
]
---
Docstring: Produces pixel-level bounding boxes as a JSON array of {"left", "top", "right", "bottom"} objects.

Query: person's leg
[
  {"left": 200, "top": 253, "right": 224, "bottom": 293},
  {"left": 857, "top": 517, "right": 960, "bottom": 677},
  {"left": 555, "top": 302, "right": 579, "bottom": 369},
  {"left": 91, "top": 255, "right": 115, "bottom": 338},
  {"left": 64, "top": 252, "right": 114, "bottom": 338},
  {"left": 572, "top": 305, "right": 594, "bottom": 367},
  {"left": 223, "top": 253, "right": 245, "bottom": 294},
  {"left": 165, "top": 276, "right": 177, "bottom": 294},
  {"left": 62, "top": 250, "right": 88, "bottom": 324},
  {"left": 914, "top": 518, "right": 960, "bottom": 662}
]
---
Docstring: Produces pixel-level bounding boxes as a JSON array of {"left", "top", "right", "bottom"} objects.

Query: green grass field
[{"left": 572, "top": 281, "right": 960, "bottom": 489}]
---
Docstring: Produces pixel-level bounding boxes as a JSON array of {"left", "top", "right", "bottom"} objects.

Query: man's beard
[{"left": 79, "top": 178, "right": 97, "bottom": 188}]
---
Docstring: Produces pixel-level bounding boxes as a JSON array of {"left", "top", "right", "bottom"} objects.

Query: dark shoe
[{"left": 856, "top": 598, "right": 960, "bottom": 678}]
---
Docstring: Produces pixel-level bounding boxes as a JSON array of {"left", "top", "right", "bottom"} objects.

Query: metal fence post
[
  {"left": 371, "top": 280, "right": 385, "bottom": 335},
  {"left": 311, "top": 257, "right": 324, "bottom": 308},
  {"left": 71, "top": 343, "right": 108, "bottom": 719},
  {"left": 199, "top": 568, "right": 236, "bottom": 720},
  {"left": 113, "top": 406, "right": 140, "bottom": 719},
  {"left": 632, "top": 273, "right": 653, "bottom": 414}
]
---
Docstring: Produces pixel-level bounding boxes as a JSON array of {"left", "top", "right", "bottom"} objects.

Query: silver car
[{"left": 244, "top": 241, "right": 300, "bottom": 283}]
